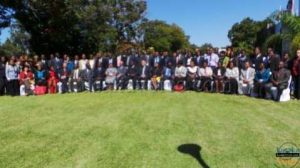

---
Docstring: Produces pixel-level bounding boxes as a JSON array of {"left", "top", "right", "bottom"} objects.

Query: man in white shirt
[{"left": 204, "top": 48, "right": 219, "bottom": 70}]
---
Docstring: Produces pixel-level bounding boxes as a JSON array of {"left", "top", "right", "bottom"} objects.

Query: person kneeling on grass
[{"left": 19, "top": 65, "right": 35, "bottom": 96}]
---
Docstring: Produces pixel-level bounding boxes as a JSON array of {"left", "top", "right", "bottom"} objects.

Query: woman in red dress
[
  {"left": 47, "top": 66, "right": 59, "bottom": 94},
  {"left": 19, "top": 65, "right": 34, "bottom": 96}
]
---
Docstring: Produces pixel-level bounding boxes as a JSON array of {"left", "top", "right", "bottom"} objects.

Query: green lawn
[{"left": 0, "top": 92, "right": 299, "bottom": 168}]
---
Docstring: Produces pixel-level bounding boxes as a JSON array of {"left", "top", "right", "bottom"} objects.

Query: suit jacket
[
  {"left": 79, "top": 69, "right": 94, "bottom": 82},
  {"left": 268, "top": 56, "right": 280, "bottom": 72},
  {"left": 141, "top": 55, "right": 154, "bottom": 67},
  {"left": 194, "top": 55, "right": 205, "bottom": 67},
  {"left": 139, "top": 65, "right": 151, "bottom": 79},
  {"left": 240, "top": 67, "right": 255, "bottom": 84},
  {"left": 271, "top": 68, "right": 291, "bottom": 88}
]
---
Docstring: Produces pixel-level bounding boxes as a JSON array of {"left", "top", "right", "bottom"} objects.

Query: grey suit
[{"left": 238, "top": 67, "right": 255, "bottom": 94}]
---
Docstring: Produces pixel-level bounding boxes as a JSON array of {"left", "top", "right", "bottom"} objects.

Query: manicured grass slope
[{"left": 0, "top": 92, "right": 299, "bottom": 168}]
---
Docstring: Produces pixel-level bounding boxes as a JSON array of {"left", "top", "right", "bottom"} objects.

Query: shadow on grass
[{"left": 177, "top": 144, "right": 210, "bottom": 168}]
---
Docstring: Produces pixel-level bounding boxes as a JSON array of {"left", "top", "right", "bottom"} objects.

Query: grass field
[{"left": 0, "top": 92, "right": 299, "bottom": 168}]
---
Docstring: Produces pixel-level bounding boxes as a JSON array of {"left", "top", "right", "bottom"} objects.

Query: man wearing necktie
[{"left": 138, "top": 60, "right": 150, "bottom": 90}]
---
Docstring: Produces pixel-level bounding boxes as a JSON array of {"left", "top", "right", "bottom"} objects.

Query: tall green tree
[
  {"left": 228, "top": 18, "right": 260, "bottom": 54},
  {"left": 141, "top": 20, "right": 189, "bottom": 52},
  {"left": 0, "top": 0, "right": 147, "bottom": 55}
]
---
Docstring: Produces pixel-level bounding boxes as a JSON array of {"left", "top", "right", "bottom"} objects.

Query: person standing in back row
[
  {"left": 292, "top": 49, "right": 300, "bottom": 99},
  {"left": 6, "top": 58, "right": 20, "bottom": 96}
]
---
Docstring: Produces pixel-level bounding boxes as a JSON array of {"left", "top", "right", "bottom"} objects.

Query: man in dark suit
[
  {"left": 267, "top": 49, "right": 280, "bottom": 73},
  {"left": 49, "top": 53, "right": 63, "bottom": 74},
  {"left": 141, "top": 51, "right": 154, "bottom": 68},
  {"left": 80, "top": 63, "right": 94, "bottom": 92},
  {"left": 194, "top": 50, "right": 205, "bottom": 67},
  {"left": 138, "top": 60, "right": 151, "bottom": 90},
  {"left": 266, "top": 61, "right": 291, "bottom": 101},
  {"left": 125, "top": 51, "right": 136, "bottom": 67},
  {"left": 116, "top": 61, "right": 128, "bottom": 90},
  {"left": 127, "top": 60, "right": 139, "bottom": 90},
  {"left": 253, "top": 47, "right": 266, "bottom": 71},
  {"left": 153, "top": 51, "right": 161, "bottom": 68}
]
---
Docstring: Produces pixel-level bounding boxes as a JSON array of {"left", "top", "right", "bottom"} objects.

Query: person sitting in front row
[
  {"left": 127, "top": 61, "right": 138, "bottom": 90},
  {"left": 238, "top": 61, "right": 255, "bottom": 95},
  {"left": 213, "top": 62, "right": 226, "bottom": 93},
  {"left": 116, "top": 61, "right": 127, "bottom": 90},
  {"left": 19, "top": 65, "right": 34, "bottom": 96},
  {"left": 80, "top": 63, "right": 94, "bottom": 92},
  {"left": 151, "top": 62, "right": 162, "bottom": 90},
  {"left": 70, "top": 64, "right": 82, "bottom": 92},
  {"left": 186, "top": 60, "right": 198, "bottom": 91},
  {"left": 265, "top": 61, "right": 291, "bottom": 101},
  {"left": 161, "top": 62, "right": 174, "bottom": 90},
  {"left": 34, "top": 64, "right": 47, "bottom": 86},
  {"left": 105, "top": 63, "right": 117, "bottom": 90},
  {"left": 138, "top": 60, "right": 151, "bottom": 90},
  {"left": 253, "top": 62, "right": 271, "bottom": 98},
  {"left": 198, "top": 61, "right": 213, "bottom": 92},
  {"left": 47, "top": 66, "right": 59, "bottom": 94},
  {"left": 224, "top": 61, "right": 239, "bottom": 94},
  {"left": 174, "top": 61, "right": 187, "bottom": 88}
]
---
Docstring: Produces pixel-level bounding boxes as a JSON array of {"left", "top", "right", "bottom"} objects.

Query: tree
[
  {"left": 0, "top": 0, "right": 147, "bottom": 55},
  {"left": 0, "top": 39, "right": 22, "bottom": 57},
  {"left": 228, "top": 17, "right": 278, "bottom": 55},
  {"left": 228, "top": 18, "right": 260, "bottom": 55},
  {"left": 141, "top": 20, "right": 189, "bottom": 52},
  {"left": 281, "top": 13, "right": 300, "bottom": 54}
]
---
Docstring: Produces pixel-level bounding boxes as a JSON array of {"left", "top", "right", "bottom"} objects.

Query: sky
[{"left": 0, "top": 0, "right": 298, "bottom": 47}]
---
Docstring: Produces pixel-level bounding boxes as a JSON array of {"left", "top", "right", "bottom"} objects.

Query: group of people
[{"left": 0, "top": 47, "right": 300, "bottom": 101}]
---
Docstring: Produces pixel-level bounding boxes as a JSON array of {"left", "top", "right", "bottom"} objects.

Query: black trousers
[
  {"left": 7, "top": 79, "right": 19, "bottom": 96},
  {"left": 254, "top": 82, "right": 266, "bottom": 98},
  {"left": 224, "top": 78, "right": 238, "bottom": 94},
  {"left": 116, "top": 77, "right": 126, "bottom": 90},
  {"left": 127, "top": 76, "right": 137, "bottom": 90},
  {"left": 186, "top": 77, "right": 197, "bottom": 90},
  {"left": 199, "top": 77, "right": 211, "bottom": 91},
  {"left": 60, "top": 78, "right": 69, "bottom": 93},
  {"left": 0, "top": 78, "right": 6, "bottom": 95},
  {"left": 294, "top": 76, "right": 300, "bottom": 99},
  {"left": 138, "top": 77, "right": 149, "bottom": 90}
]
